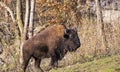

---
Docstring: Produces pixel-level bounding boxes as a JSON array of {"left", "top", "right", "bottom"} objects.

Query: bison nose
[{"left": 77, "top": 41, "right": 81, "bottom": 48}]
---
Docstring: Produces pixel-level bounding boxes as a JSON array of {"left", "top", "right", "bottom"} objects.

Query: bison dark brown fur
[{"left": 22, "top": 24, "right": 81, "bottom": 72}]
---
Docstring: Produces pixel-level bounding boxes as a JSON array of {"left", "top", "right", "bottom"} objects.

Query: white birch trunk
[
  {"left": 28, "top": 0, "right": 35, "bottom": 38},
  {"left": 23, "top": 0, "right": 30, "bottom": 40},
  {"left": 16, "top": 0, "right": 24, "bottom": 64}
]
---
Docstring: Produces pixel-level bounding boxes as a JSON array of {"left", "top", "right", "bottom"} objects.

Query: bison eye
[{"left": 64, "top": 34, "right": 69, "bottom": 39}]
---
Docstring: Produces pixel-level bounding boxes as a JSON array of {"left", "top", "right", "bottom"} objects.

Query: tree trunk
[
  {"left": 23, "top": 0, "right": 30, "bottom": 41},
  {"left": 95, "top": 0, "right": 107, "bottom": 54},
  {"left": 16, "top": 0, "right": 24, "bottom": 64},
  {"left": 28, "top": 0, "right": 35, "bottom": 38}
]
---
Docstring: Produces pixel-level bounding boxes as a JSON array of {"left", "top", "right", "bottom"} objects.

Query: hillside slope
[{"left": 50, "top": 55, "right": 120, "bottom": 72}]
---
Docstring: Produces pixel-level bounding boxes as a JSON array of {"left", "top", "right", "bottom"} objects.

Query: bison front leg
[
  {"left": 34, "top": 57, "right": 43, "bottom": 72},
  {"left": 46, "top": 56, "right": 58, "bottom": 71},
  {"left": 50, "top": 56, "right": 58, "bottom": 68}
]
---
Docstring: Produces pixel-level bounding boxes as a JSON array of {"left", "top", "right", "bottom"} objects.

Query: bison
[{"left": 22, "top": 24, "right": 81, "bottom": 72}]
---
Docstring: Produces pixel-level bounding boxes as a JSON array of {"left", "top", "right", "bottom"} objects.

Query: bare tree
[
  {"left": 16, "top": 0, "right": 24, "bottom": 64},
  {"left": 28, "top": 0, "right": 35, "bottom": 38},
  {"left": 23, "top": 0, "right": 30, "bottom": 41},
  {"left": 95, "top": 0, "right": 107, "bottom": 55},
  {"left": 23, "top": 0, "right": 35, "bottom": 39},
  {"left": 16, "top": 0, "right": 35, "bottom": 69}
]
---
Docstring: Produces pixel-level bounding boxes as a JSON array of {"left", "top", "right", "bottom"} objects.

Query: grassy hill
[{"left": 50, "top": 54, "right": 120, "bottom": 72}]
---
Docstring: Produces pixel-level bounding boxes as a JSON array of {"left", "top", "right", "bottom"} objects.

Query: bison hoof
[
  {"left": 45, "top": 66, "right": 58, "bottom": 71},
  {"left": 45, "top": 66, "right": 52, "bottom": 71},
  {"left": 34, "top": 67, "right": 44, "bottom": 72}
]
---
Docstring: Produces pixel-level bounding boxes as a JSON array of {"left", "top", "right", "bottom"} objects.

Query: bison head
[{"left": 64, "top": 28, "right": 81, "bottom": 52}]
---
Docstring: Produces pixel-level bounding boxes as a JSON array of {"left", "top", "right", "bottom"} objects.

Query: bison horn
[{"left": 64, "top": 29, "right": 67, "bottom": 34}]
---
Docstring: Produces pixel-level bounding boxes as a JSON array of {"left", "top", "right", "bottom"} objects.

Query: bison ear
[
  {"left": 64, "top": 29, "right": 70, "bottom": 39},
  {"left": 64, "top": 29, "right": 71, "bottom": 34}
]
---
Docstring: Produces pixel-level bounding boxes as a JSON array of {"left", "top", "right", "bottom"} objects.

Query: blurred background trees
[{"left": 0, "top": 0, "right": 120, "bottom": 72}]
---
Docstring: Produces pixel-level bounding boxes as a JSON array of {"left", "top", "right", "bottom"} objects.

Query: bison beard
[{"left": 22, "top": 24, "right": 80, "bottom": 72}]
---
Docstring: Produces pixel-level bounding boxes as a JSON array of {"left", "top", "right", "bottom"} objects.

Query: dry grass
[{"left": 50, "top": 54, "right": 120, "bottom": 72}]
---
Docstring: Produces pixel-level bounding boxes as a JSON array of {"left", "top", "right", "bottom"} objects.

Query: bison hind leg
[{"left": 22, "top": 54, "right": 31, "bottom": 72}]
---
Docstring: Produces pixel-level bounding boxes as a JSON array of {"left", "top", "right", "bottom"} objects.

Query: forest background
[{"left": 0, "top": 0, "right": 120, "bottom": 72}]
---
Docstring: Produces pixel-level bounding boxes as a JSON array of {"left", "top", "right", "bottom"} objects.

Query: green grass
[{"left": 50, "top": 54, "right": 120, "bottom": 72}]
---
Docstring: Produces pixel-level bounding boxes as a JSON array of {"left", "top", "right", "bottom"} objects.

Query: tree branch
[{"left": 0, "top": 1, "right": 15, "bottom": 22}]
